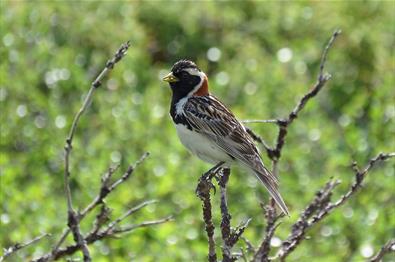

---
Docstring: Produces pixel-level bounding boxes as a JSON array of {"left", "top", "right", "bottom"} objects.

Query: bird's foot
[{"left": 195, "top": 162, "right": 224, "bottom": 198}]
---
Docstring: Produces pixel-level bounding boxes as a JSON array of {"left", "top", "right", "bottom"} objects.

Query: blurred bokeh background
[{"left": 1, "top": 1, "right": 394, "bottom": 261}]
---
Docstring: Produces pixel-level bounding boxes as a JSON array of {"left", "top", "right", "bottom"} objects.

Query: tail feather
[{"left": 254, "top": 170, "right": 289, "bottom": 216}]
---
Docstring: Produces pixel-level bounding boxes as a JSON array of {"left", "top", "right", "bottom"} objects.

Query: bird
[{"left": 162, "top": 59, "right": 289, "bottom": 215}]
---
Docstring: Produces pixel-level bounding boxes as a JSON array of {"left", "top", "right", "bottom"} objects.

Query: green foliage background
[{"left": 1, "top": 1, "right": 394, "bottom": 261}]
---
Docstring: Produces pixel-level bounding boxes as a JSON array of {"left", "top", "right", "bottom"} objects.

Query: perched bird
[{"left": 162, "top": 60, "right": 289, "bottom": 215}]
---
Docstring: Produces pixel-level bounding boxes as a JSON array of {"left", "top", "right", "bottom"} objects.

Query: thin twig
[
  {"left": 369, "top": 239, "right": 395, "bottom": 262},
  {"left": 241, "top": 236, "right": 255, "bottom": 253},
  {"left": 91, "top": 204, "right": 111, "bottom": 235},
  {"left": 80, "top": 164, "right": 121, "bottom": 217},
  {"left": 328, "top": 152, "right": 395, "bottom": 211},
  {"left": 0, "top": 233, "right": 50, "bottom": 262},
  {"left": 109, "top": 152, "right": 150, "bottom": 191},
  {"left": 242, "top": 119, "right": 279, "bottom": 124},
  {"left": 105, "top": 200, "right": 158, "bottom": 233},
  {"left": 228, "top": 219, "right": 252, "bottom": 249},
  {"left": 67, "top": 212, "right": 90, "bottom": 261},
  {"left": 110, "top": 216, "right": 174, "bottom": 234},
  {"left": 253, "top": 204, "right": 281, "bottom": 261},
  {"left": 245, "top": 127, "right": 275, "bottom": 159},
  {"left": 246, "top": 30, "right": 341, "bottom": 162}
]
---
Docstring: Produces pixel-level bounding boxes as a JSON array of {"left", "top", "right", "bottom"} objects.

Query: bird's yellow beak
[{"left": 162, "top": 72, "right": 179, "bottom": 83}]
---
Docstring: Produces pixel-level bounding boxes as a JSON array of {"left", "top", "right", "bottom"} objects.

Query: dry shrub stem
[
  {"left": 249, "top": 29, "right": 341, "bottom": 261},
  {"left": 219, "top": 168, "right": 233, "bottom": 262},
  {"left": 196, "top": 162, "right": 225, "bottom": 262},
  {"left": 59, "top": 40, "right": 131, "bottom": 262}
]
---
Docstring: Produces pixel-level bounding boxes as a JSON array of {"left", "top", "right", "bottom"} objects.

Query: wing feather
[{"left": 183, "top": 96, "right": 279, "bottom": 185}]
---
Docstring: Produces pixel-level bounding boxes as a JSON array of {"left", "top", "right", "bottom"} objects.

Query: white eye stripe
[{"left": 183, "top": 68, "right": 205, "bottom": 78}]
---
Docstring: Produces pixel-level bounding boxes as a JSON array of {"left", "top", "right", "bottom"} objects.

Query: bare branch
[
  {"left": 67, "top": 212, "right": 90, "bottom": 261},
  {"left": 275, "top": 152, "right": 395, "bottom": 260},
  {"left": 244, "top": 30, "right": 394, "bottom": 262},
  {"left": 59, "top": 41, "right": 131, "bottom": 261},
  {"left": 370, "top": 239, "right": 395, "bottom": 262},
  {"left": 197, "top": 164, "right": 252, "bottom": 262},
  {"left": 80, "top": 164, "right": 121, "bottom": 217},
  {"left": 33, "top": 199, "right": 169, "bottom": 261},
  {"left": 241, "top": 31, "right": 342, "bottom": 261},
  {"left": 245, "top": 30, "right": 341, "bottom": 162},
  {"left": 218, "top": 168, "right": 232, "bottom": 261},
  {"left": 196, "top": 162, "right": 225, "bottom": 262},
  {"left": 273, "top": 29, "right": 340, "bottom": 160},
  {"left": 241, "top": 236, "right": 255, "bottom": 254},
  {"left": 4, "top": 41, "right": 171, "bottom": 262},
  {"left": 329, "top": 152, "right": 395, "bottom": 210},
  {"left": 245, "top": 127, "right": 275, "bottom": 159},
  {"left": 275, "top": 179, "right": 340, "bottom": 260},
  {"left": 91, "top": 204, "right": 111, "bottom": 235},
  {"left": 228, "top": 219, "right": 251, "bottom": 249},
  {"left": 32, "top": 216, "right": 172, "bottom": 262},
  {"left": 308, "top": 153, "right": 395, "bottom": 227},
  {"left": 111, "top": 216, "right": 173, "bottom": 234},
  {"left": 105, "top": 200, "right": 158, "bottom": 233},
  {"left": 253, "top": 204, "right": 281, "bottom": 261},
  {"left": 50, "top": 152, "right": 150, "bottom": 260},
  {"left": 0, "top": 233, "right": 50, "bottom": 262},
  {"left": 53, "top": 152, "right": 149, "bottom": 253},
  {"left": 109, "top": 152, "right": 150, "bottom": 191},
  {"left": 241, "top": 119, "right": 279, "bottom": 124}
]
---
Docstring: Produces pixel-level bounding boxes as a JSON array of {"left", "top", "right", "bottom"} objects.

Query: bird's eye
[{"left": 181, "top": 71, "right": 189, "bottom": 78}]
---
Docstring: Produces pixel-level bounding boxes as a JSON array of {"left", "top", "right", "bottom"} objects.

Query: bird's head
[{"left": 162, "top": 59, "right": 209, "bottom": 98}]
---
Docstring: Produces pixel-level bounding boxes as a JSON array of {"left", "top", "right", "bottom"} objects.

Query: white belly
[{"left": 175, "top": 124, "right": 233, "bottom": 165}]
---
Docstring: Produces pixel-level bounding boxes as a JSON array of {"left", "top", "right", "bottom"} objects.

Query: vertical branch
[
  {"left": 197, "top": 165, "right": 251, "bottom": 262},
  {"left": 218, "top": 168, "right": 232, "bottom": 262},
  {"left": 253, "top": 205, "right": 281, "bottom": 262},
  {"left": 196, "top": 162, "right": 224, "bottom": 262},
  {"left": 58, "top": 41, "right": 131, "bottom": 260}
]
